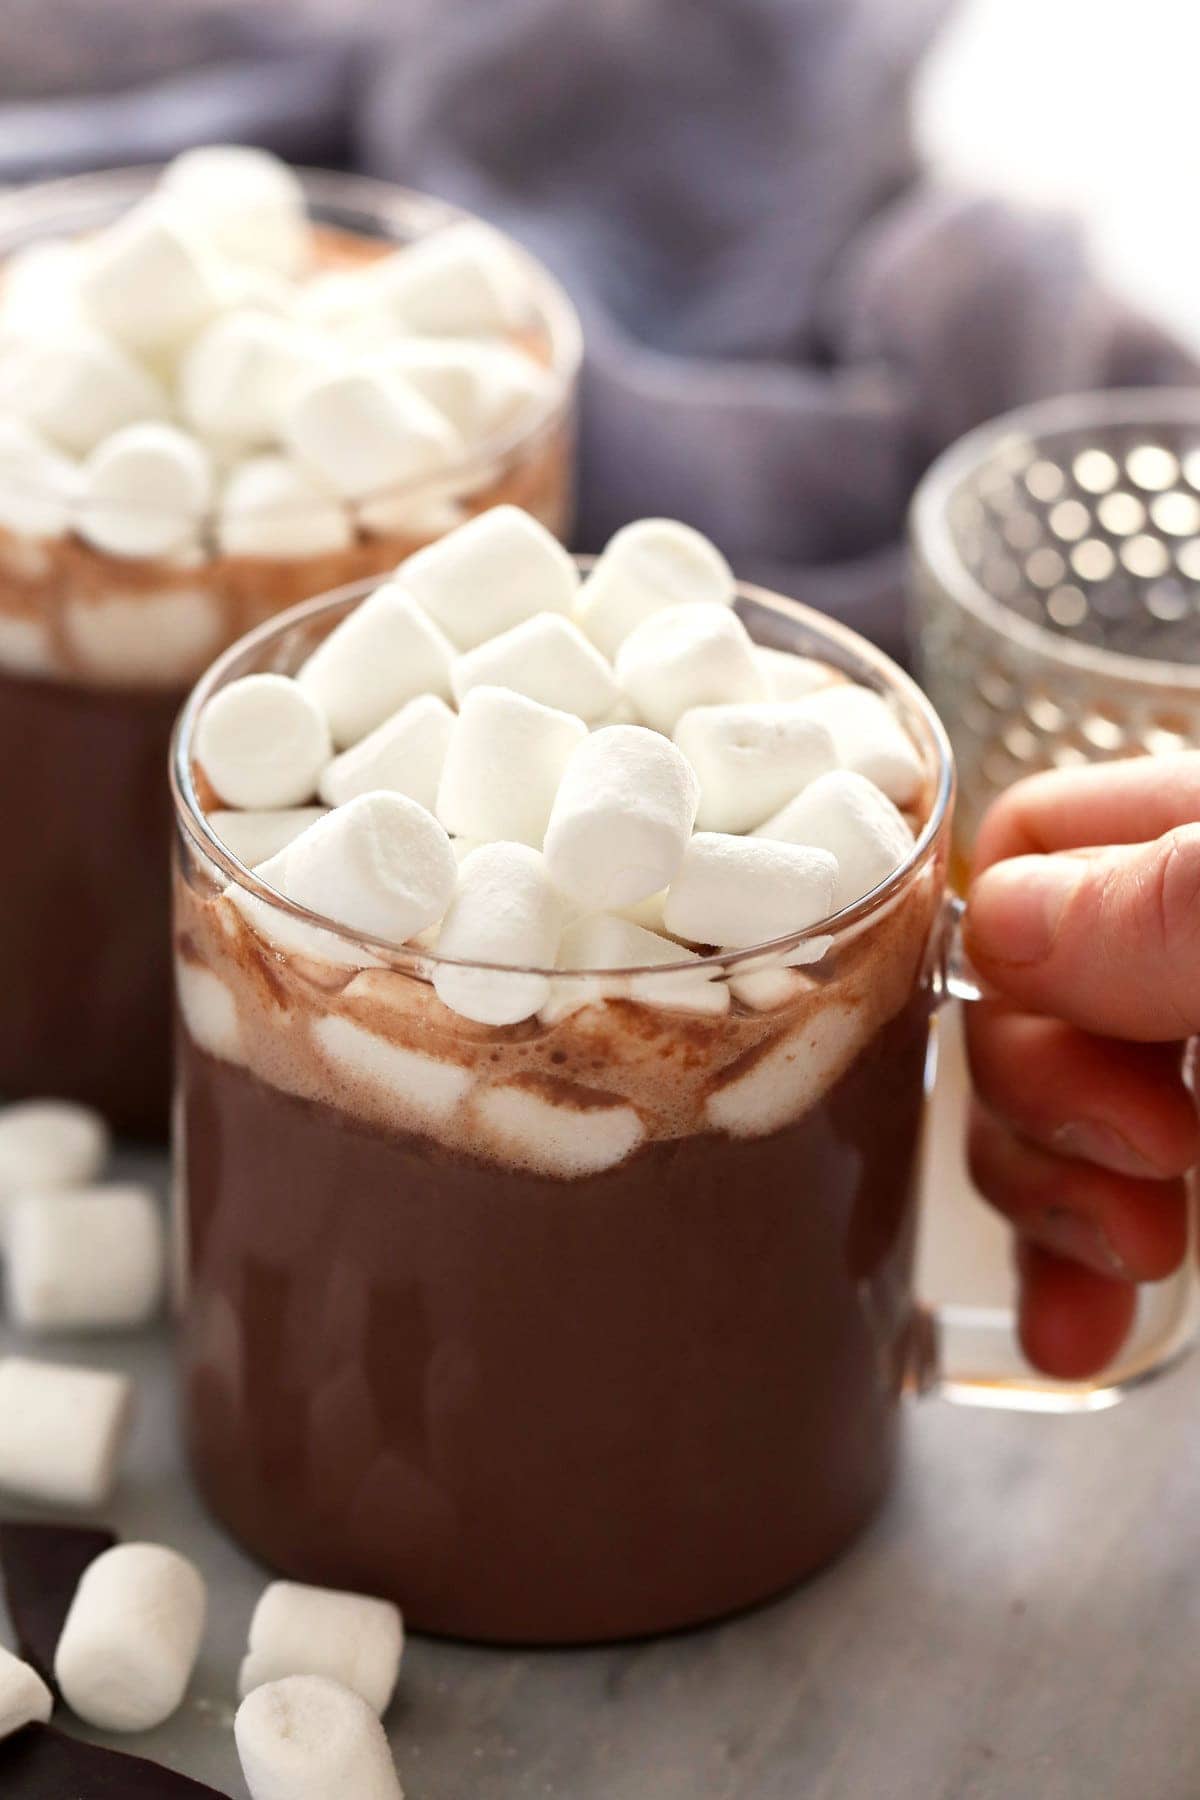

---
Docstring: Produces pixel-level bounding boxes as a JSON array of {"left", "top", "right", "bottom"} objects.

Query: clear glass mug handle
[{"left": 907, "top": 896, "right": 1200, "bottom": 1414}]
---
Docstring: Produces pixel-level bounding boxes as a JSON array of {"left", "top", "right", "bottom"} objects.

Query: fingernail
[
  {"left": 1035, "top": 1207, "right": 1129, "bottom": 1277},
  {"left": 967, "top": 856, "right": 1083, "bottom": 966},
  {"left": 1053, "top": 1121, "right": 1162, "bottom": 1179}
]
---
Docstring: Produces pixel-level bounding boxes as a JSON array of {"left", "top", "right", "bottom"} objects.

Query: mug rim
[
  {"left": 0, "top": 163, "right": 583, "bottom": 525},
  {"left": 171, "top": 562, "right": 956, "bottom": 981},
  {"left": 910, "top": 385, "right": 1200, "bottom": 696}
]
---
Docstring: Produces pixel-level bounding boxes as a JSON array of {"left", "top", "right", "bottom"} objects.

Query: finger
[
  {"left": 964, "top": 1008, "right": 1200, "bottom": 1178},
  {"left": 972, "top": 754, "right": 1200, "bottom": 873},
  {"left": 967, "top": 1103, "right": 1189, "bottom": 1281},
  {"left": 1015, "top": 1242, "right": 1137, "bottom": 1380},
  {"left": 964, "top": 823, "right": 1200, "bottom": 1040}
]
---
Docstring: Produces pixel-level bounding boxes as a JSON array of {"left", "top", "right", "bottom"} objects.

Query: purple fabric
[{"left": 0, "top": 0, "right": 1194, "bottom": 657}]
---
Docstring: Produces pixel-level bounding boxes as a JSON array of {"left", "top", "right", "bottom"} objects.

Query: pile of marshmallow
[
  {"left": 0, "top": 145, "right": 552, "bottom": 560},
  {"left": 197, "top": 507, "right": 923, "bottom": 1027}
]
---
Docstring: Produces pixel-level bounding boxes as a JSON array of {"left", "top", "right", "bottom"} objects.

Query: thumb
[{"left": 964, "top": 824, "right": 1200, "bottom": 1041}]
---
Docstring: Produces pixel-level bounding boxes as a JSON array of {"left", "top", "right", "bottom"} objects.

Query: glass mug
[
  {"left": 170, "top": 575, "right": 1198, "bottom": 1645},
  {"left": 911, "top": 388, "right": 1200, "bottom": 877},
  {"left": 0, "top": 166, "right": 581, "bottom": 1135}
]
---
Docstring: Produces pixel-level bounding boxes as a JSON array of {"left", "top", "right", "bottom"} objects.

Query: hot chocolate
[
  {"left": 172, "top": 512, "right": 948, "bottom": 1640},
  {"left": 0, "top": 154, "right": 578, "bottom": 1131}
]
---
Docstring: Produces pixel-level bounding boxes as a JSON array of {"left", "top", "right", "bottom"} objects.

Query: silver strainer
[{"left": 910, "top": 389, "right": 1200, "bottom": 858}]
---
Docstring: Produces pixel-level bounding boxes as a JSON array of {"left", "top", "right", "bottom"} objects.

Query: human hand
[{"left": 963, "top": 754, "right": 1200, "bottom": 1378}]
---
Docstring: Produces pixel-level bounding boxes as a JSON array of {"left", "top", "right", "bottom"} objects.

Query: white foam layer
[{"left": 472, "top": 1083, "right": 645, "bottom": 1177}]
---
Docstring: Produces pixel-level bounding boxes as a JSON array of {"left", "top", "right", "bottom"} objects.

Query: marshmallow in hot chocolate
[{"left": 190, "top": 508, "right": 923, "bottom": 1073}]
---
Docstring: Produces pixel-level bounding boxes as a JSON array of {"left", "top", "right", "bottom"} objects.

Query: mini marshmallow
[
  {"left": 365, "top": 221, "right": 528, "bottom": 338},
  {"left": 219, "top": 454, "right": 352, "bottom": 559},
  {"left": 556, "top": 913, "right": 729, "bottom": 1017},
  {"left": 543, "top": 725, "right": 699, "bottom": 908},
  {"left": 399, "top": 504, "right": 578, "bottom": 651},
  {"left": 319, "top": 693, "right": 454, "bottom": 811},
  {"left": 6, "top": 1186, "right": 165, "bottom": 1333},
  {"left": 371, "top": 337, "right": 554, "bottom": 440},
  {"left": 0, "top": 417, "right": 78, "bottom": 539},
  {"left": 77, "top": 423, "right": 213, "bottom": 560},
  {"left": 0, "top": 1099, "right": 108, "bottom": 1200},
  {"left": 0, "top": 1645, "right": 52, "bottom": 1741},
  {"left": 754, "top": 645, "right": 841, "bottom": 702},
  {"left": 210, "top": 806, "right": 328, "bottom": 868},
  {"left": 176, "top": 959, "right": 243, "bottom": 1064},
  {"left": 433, "top": 842, "right": 565, "bottom": 1025},
  {"left": 357, "top": 481, "right": 466, "bottom": 542},
  {"left": 282, "top": 368, "right": 461, "bottom": 500},
  {"left": 239, "top": 1581, "right": 403, "bottom": 1717},
  {"left": 755, "top": 768, "right": 916, "bottom": 909},
  {"left": 297, "top": 579, "right": 455, "bottom": 748},
  {"left": 673, "top": 701, "right": 838, "bottom": 833},
  {"left": 225, "top": 846, "right": 373, "bottom": 969},
  {"left": 0, "top": 328, "right": 168, "bottom": 455},
  {"left": 726, "top": 963, "right": 806, "bottom": 1011},
  {"left": 451, "top": 612, "right": 620, "bottom": 722},
  {"left": 161, "top": 145, "right": 308, "bottom": 278},
  {"left": 615, "top": 601, "right": 766, "bottom": 735},
  {"left": 663, "top": 833, "right": 838, "bottom": 949},
  {"left": 0, "top": 1357, "right": 132, "bottom": 1508},
  {"left": 797, "top": 684, "right": 924, "bottom": 806},
  {"left": 196, "top": 672, "right": 331, "bottom": 809},
  {"left": 472, "top": 1082, "right": 646, "bottom": 1177},
  {"left": 285, "top": 791, "right": 457, "bottom": 944},
  {"left": 235, "top": 1674, "right": 403, "bottom": 1800},
  {"left": 577, "top": 518, "right": 735, "bottom": 660},
  {"left": 180, "top": 310, "right": 332, "bottom": 448},
  {"left": 0, "top": 238, "right": 83, "bottom": 338},
  {"left": 314, "top": 1014, "right": 471, "bottom": 1129},
  {"left": 706, "top": 1000, "right": 869, "bottom": 1137},
  {"left": 436, "top": 685, "right": 586, "bottom": 847},
  {"left": 55, "top": 1542, "right": 206, "bottom": 1733},
  {"left": 76, "top": 199, "right": 222, "bottom": 356},
  {"left": 63, "top": 585, "right": 221, "bottom": 685}
]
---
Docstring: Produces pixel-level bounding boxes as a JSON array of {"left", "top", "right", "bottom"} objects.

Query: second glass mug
[
  {"left": 0, "top": 165, "right": 581, "bottom": 1135},
  {"left": 170, "top": 574, "right": 1198, "bottom": 1645}
]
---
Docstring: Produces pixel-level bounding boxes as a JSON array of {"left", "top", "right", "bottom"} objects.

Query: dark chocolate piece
[
  {"left": 0, "top": 1723, "right": 230, "bottom": 1798},
  {"left": 0, "top": 1521, "right": 117, "bottom": 1691}
]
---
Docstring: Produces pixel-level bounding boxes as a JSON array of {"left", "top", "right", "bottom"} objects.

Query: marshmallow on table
[
  {"left": 398, "top": 504, "right": 578, "bottom": 651},
  {"left": 219, "top": 454, "right": 352, "bottom": 559},
  {"left": 577, "top": 518, "right": 735, "bottom": 660},
  {"left": 0, "top": 1645, "right": 52, "bottom": 1741},
  {"left": 0, "top": 1357, "right": 132, "bottom": 1508},
  {"left": 0, "top": 418, "right": 78, "bottom": 539},
  {"left": 236, "top": 1675, "right": 403, "bottom": 1800},
  {"left": 664, "top": 833, "right": 838, "bottom": 949},
  {"left": 554, "top": 912, "right": 728, "bottom": 1017},
  {"left": 76, "top": 198, "right": 222, "bottom": 357},
  {"left": 543, "top": 724, "right": 700, "bottom": 908},
  {"left": 55, "top": 1542, "right": 206, "bottom": 1733},
  {"left": 615, "top": 601, "right": 766, "bottom": 735},
  {"left": 319, "top": 693, "right": 454, "bottom": 812},
  {"left": 282, "top": 368, "right": 461, "bottom": 500},
  {"left": 436, "top": 685, "right": 586, "bottom": 847},
  {"left": 161, "top": 144, "right": 308, "bottom": 278},
  {"left": 0, "top": 328, "right": 168, "bottom": 455},
  {"left": 434, "top": 842, "right": 565, "bottom": 1025},
  {"left": 754, "top": 645, "right": 841, "bottom": 702},
  {"left": 77, "top": 423, "right": 213, "bottom": 560},
  {"left": 673, "top": 701, "right": 838, "bottom": 833},
  {"left": 297, "top": 579, "right": 455, "bottom": 748},
  {"left": 0, "top": 1099, "right": 108, "bottom": 1200},
  {"left": 286, "top": 791, "right": 457, "bottom": 944},
  {"left": 196, "top": 673, "right": 331, "bottom": 809},
  {"left": 755, "top": 768, "right": 916, "bottom": 909},
  {"left": 451, "top": 612, "right": 620, "bottom": 722},
  {"left": 6, "top": 1185, "right": 164, "bottom": 1333},
  {"left": 797, "top": 684, "right": 924, "bottom": 807},
  {"left": 364, "top": 221, "right": 528, "bottom": 338},
  {"left": 371, "top": 337, "right": 554, "bottom": 440},
  {"left": 180, "top": 310, "right": 332, "bottom": 449},
  {"left": 239, "top": 1581, "right": 403, "bottom": 1717}
]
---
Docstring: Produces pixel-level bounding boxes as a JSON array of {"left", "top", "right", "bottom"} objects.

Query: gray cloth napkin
[{"left": 1, "top": 0, "right": 1194, "bottom": 656}]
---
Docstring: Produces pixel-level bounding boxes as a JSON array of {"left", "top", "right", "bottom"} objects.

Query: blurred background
[{"left": 1, "top": 0, "right": 1195, "bottom": 658}]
